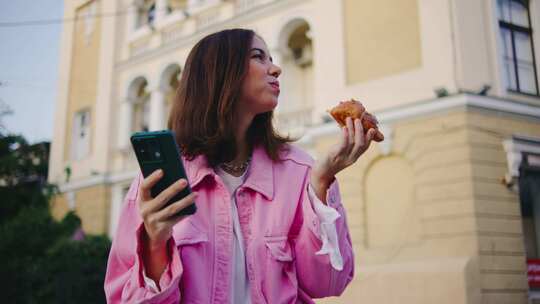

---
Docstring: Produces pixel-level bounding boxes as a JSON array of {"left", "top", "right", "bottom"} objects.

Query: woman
[{"left": 105, "top": 29, "right": 377, "bottom": 304}]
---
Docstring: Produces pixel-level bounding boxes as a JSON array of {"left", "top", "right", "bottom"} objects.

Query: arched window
[
  {"left": 287, "top": 23, "right": 313, "bottom": 68},
  {"left": 275, "top": 19, "right": 315, "bottom": 137},
  {"left": 132, "top": 81, "right": 150, "bottom": 132},
  {"left": 160, "top": 64, "right": 182, "bottom": 125},
  {"left": 497, "top": 0, "right": 539, "bottom": 95},
  {"left": 165, "top": 68, "right": 180, "bottom": 118}
]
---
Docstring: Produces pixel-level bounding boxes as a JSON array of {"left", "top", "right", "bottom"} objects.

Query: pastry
[{"left": 329, "top": 99, "right": 384, "bottom": 142}]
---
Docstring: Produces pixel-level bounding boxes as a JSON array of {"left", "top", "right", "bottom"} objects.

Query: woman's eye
[{"left": 252, "top": 54, "right": 264, "bottom": 60}]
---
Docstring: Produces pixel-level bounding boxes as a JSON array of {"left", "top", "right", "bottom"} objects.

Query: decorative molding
[
  {"left": 301, "top": 93, "right": 540, "bottom": 142},
  {"left": 115, "top": 0, "right": 305, "bottom": 70},
  {"left": 503, "top": 135, "right": 540, "bottom": 178},
  {"left": 59, "top": 94, "right": 540, "bottom": 194},
  {"left": 128, "top": 25, "right": 153, "bottom": 44},
  {"left": 376, "top": 94, "right": 540, "bottom": 124},
  {"left": 58, "top": 170, "right": 138, "bottom": 193},
  {"left": 377, "top": 123, "right": 393, "bottom": 156}
]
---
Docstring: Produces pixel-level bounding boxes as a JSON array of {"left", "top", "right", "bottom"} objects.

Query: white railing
[
  {"left": 275, "top": 107, "right": 314, "bottom": 137},
  {"left": 195, "top": 6, "right": 221, "bottom": 29},
  {"left": 235, "top": 0, "right": 263, "bottom": 13},
  {"left": 161, "top": 23, "right": 186, "bottom": 44},
  {"left": 130, "top": 38, "right": 151, "bottom": 57}
]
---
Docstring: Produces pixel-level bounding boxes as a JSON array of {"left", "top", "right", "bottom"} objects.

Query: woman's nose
[{"left": 269, "top": 62, "right": 282, "bottom": 78}]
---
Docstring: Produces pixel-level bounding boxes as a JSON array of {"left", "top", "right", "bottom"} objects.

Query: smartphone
[{"left": 130, "top": 130, "right": 196, "bottom": 216}]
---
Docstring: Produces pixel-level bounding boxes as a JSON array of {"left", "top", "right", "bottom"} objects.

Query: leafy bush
[{"left": 0, "top": 132, "right": 111, "bottom": 303}]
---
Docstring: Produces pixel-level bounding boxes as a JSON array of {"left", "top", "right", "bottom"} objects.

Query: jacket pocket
[
  {"left": 262, "top": 236, "right": 298, "bottom": 304},
  {"left": 171, "top": 220, "right": 209, "bottom": 303},
  {"left": 173, "top": 220, "right": 208, "bottom": 246},
  {"left": 265, "top": 236, "right": 294, "bottom": 262}
]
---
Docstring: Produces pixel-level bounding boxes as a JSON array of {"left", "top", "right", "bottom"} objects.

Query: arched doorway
[{"left": 275, "top": 18, "right": 314, "bottom": 137}]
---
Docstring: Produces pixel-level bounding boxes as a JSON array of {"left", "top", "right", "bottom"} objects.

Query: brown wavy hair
[{"left": 167, "top": 28, "right": 292, "bottom": 167}]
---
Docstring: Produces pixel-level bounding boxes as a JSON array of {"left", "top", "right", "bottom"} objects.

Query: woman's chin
[
  {"left": 258, "top": 102, "right": 278, "bottom": 114},
  {"left": 268, "top": 99, "right": 278, "bottom": 110}
]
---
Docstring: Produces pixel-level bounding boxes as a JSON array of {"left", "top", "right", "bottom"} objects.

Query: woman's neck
[
  {"left": 232, "top": 114, "right": 254, "bottom": 164},
  {"left": 219, "top": 130, "right": 251, "bottom": 178},
  {"left": 233, "top": 133, "right": 250, "bottom": 164}
]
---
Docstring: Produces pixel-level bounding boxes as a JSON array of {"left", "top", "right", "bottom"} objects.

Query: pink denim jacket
[{"left": 104, "top": 145, "right": 354, "bottom": 303}]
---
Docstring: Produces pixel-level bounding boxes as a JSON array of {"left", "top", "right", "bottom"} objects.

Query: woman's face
[{"left": 238, "top": 36, "right": 282, "bottom": 117}]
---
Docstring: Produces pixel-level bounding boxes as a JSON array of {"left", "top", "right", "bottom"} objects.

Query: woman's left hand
[{"left": 310, "top": 116, "right": 377, "bottom": 202}]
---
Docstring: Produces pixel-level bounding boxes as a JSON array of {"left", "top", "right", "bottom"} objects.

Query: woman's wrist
[
  {"left": 311, "top": 164, "right": 335, "bottom": 188},
  {"left": 142, "top": 227, "right": 166, "bottom": 250},
  {"left": 143, "top": 232, "right": 169, "bottom": 260},
  {"left": 310, "top": 168, "right": 335, "bottom": 204},
  {"left": 141, "top": 229, "right": 169, "bottom": 282}
]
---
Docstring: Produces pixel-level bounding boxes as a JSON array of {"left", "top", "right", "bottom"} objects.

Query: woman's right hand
[{"left": 138, "top": 169, "right": 198, "bottom": 251}]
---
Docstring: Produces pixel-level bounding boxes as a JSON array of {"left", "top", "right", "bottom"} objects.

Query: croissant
[{"left": 329, "top": 99, "right": 384, "bottom": 142}]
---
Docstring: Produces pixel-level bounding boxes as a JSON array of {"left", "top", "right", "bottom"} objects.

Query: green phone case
[{"left": 130, "top": 130, "right": 196, "bottom": 216}]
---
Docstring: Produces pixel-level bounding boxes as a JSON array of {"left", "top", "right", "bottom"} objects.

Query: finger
[
  {"left": 366, "top": 112, "right": 378, "bottom": 125},
  {"left": 140, "top": 169, "right": 163, "bottom": 202},
  {"left": 337, "top": 125, "right": 349, "bottom": 152},
  {"left": 346, "top": 117, "right": 354, "bottom": 152},
  {"left": 351, "top": 118, "right": 364, "bottom": 157},
  {"left": 366, "top": 128, "right": 376, "bottom": 144},
  {"left": 155, "top": 192, "right": 198, "bottom": 221},
  {"left": 149, "top": 178, "right": 189, "bottom": 213},
  {"left": 163, "top": 213, "right": 187, "bottom": 227},
  {"left": 354, "top": 129, "right": 376, "bottom": 158}
]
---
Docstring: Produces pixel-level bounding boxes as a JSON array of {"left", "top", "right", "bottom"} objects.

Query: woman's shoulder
[{"left": 278, "top": 144, "right": 315, "bottom": 168}]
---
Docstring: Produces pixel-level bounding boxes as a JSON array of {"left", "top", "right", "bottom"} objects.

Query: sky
[{"left": 0, "top": 1, "right": 63, "bottom": 143}]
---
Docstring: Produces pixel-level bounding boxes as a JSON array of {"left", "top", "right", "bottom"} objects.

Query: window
[
  {"left": 519, "top": 153, "right": 540, "bottom": 289},
  {"left": 165, "top": 67, "right": 181, "bottom": 119},
  {"left": 497, "top": 0, "right": 539, "bottom": 95},
  {"left": 132, "top": 82, "right": 150, "bottom": 132},
  {"left": 136, "top": 0, "right": 156, "bottom": 29},
  {"left": 72, "top": 109, "right": 91, "bottom": 160}
]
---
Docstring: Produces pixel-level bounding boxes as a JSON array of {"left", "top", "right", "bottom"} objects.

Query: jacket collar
[{"left": 183, "top": 145, "right": 274, "bottom": 200}]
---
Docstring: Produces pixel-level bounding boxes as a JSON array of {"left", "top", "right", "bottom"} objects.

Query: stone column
[
  {"left": 149, "top": 86, "right": 165, "bottom": 131},
  {"left": 118, "top": 98, "right": 133, "bottom": 149},
  {"left": 109, "top": 184, "right": 124, "bottom": 239},
  {"left": 155, "top": 0, "right": 169, "bottom": 23},
  {"left": 126, "top": 1, "right": 138, "bottom": 33}
]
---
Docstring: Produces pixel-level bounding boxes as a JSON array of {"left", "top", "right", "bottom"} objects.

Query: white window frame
[
  {"left": 493, "top": 0, "right": 540, "bottom": 96},
  {"left": 71, "top": 109, "right": 91, "bottom": 161}
]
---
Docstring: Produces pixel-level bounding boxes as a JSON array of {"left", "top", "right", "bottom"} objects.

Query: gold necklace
[{"left": 219, "top": 157, "right": 251, "bottom": 175}]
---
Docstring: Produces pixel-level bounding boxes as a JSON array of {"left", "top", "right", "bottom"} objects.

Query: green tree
[{"left": 0, "top": 131, "right": 111, "bottom": 303}]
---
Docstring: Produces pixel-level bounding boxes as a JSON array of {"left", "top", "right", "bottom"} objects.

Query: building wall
[
  {"left": 343, "top": 0, "right": 422, "bottom": 85},
  {"left": 62, "top": 1, "right": 102, "bottom": 164},
  {"left": 51, "top": 185, "right": 111, "bottom": 235},
  {"left": 467, "top": 110, "right": 540, "bottom": 303},
  {"left": 112, "top": 0, "right": 459, "bottom": 128},
  {"left": 312, "top": 107, "right": 480, "bottom": 304},
  {"left": 454, "top": 0, "right": 540, "bottom": 107},
  {"left": 305, "top": 100, "right": 540, "bottom": 303},
  {"left": 49, "top": 0, "right": 118, "bottom": 185}
]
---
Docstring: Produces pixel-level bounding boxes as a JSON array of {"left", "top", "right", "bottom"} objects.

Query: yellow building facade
[{"left": 50, "top": 0, "right": 540, "bottom": 302}]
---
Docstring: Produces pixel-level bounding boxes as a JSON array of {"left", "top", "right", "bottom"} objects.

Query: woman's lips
[{"left": 269, "top": 82, "right": 280, "bottom": 93}]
